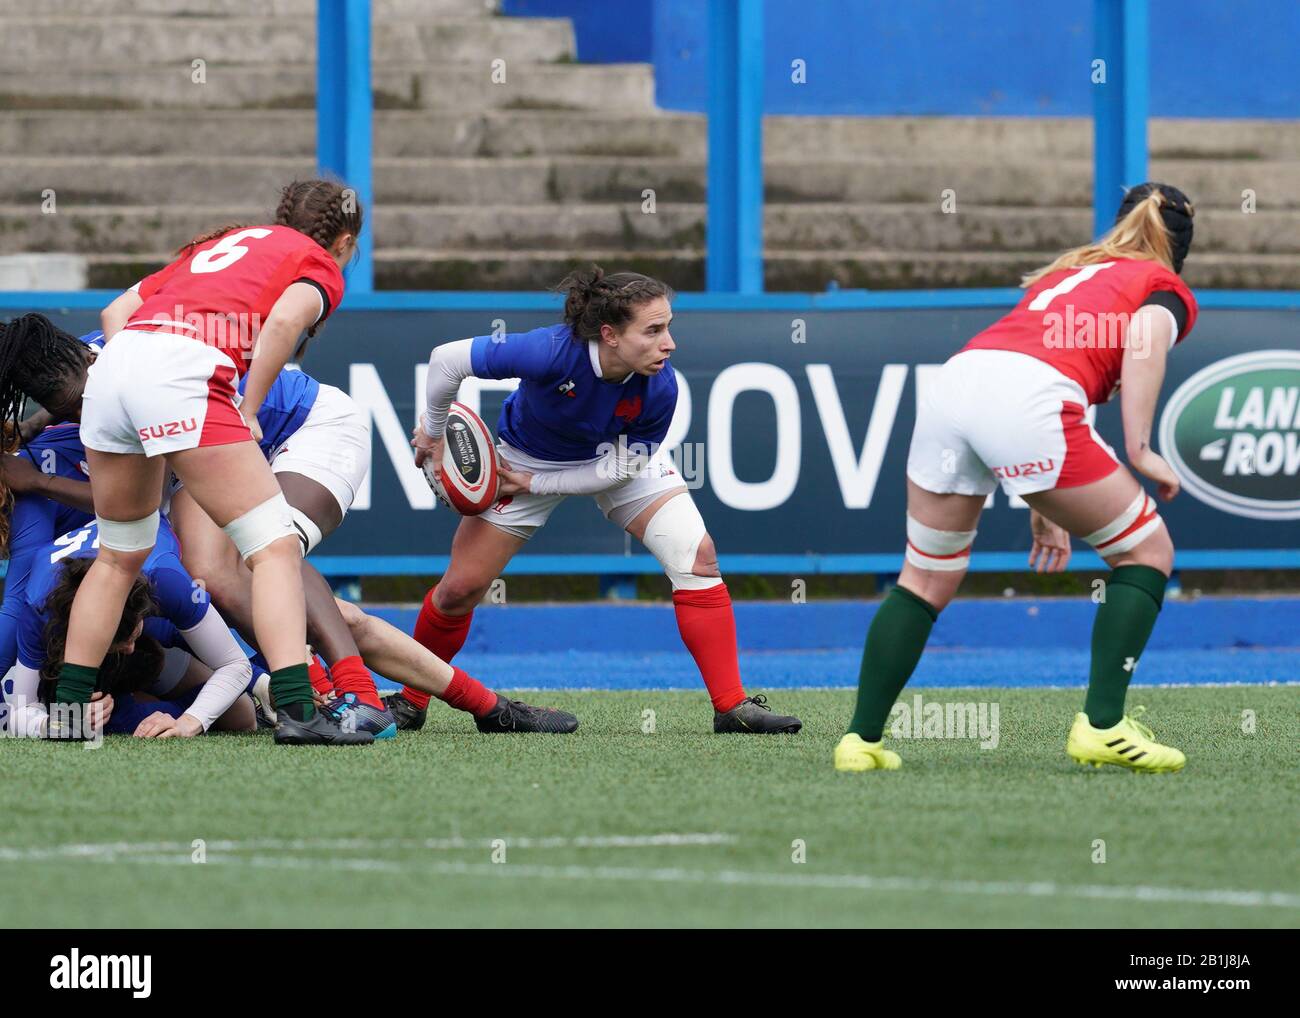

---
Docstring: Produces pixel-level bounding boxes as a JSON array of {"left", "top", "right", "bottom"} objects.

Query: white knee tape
[
  {"left": 222, "top": 493, "right": 296, "bottom": 561},
  {"left": 642, "top": 494, "right": 719, "bottom": 592},
  {"left": 96, "top": 511, "right": 160, "bottom": 552},
  {"left": 1085, "top": 491, "right": 1161, "bottom": 557},
  {"left": 289, "top": 507, "right": 324, "bottom": 556},
  {"left": 905, "top": 515, "right": 976, "bottom": 572}
]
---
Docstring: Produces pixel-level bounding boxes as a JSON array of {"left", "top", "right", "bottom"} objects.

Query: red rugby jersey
[
  {"left": 961, "top": 257, "right": 1197, "bottom": 404},
  {"left": 126, "top": 225, "right": 345, "bottom": 377}
]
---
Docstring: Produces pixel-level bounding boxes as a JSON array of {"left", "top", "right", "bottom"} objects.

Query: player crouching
[
  {"left": 836, "top": 183, "right": 1197, "bottom": 774},
  {"left": 403, "top": 267, "right": 800, "bottom": 735}
]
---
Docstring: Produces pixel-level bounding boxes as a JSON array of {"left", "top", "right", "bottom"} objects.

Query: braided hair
[
  {"left": 274, "top": 179, "right": 364, "bottom": 256},
  {"left": 558, "top": 265, "right": 674, "bottom": 343},
  {"left": 0, "top": 313, "right": 90, "bottom": 444}
]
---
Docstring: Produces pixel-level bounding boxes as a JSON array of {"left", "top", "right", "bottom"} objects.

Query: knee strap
[
  {"left": 222, "top": 494, "right": 296, "bottom": 562},
  {"left": 289, "top": 507, "right": 323, "bottom": 556},
  {"left": 905, "top": 514, "right": 976, "bottom": 572},
  {"left": 641, "top": 494, "right": 719, "bottom": 591},
  {"left": 1084, "top": 492, "right": 1161, "bottom": 557},
  {"left": 97, "top": 511, "right": 160, "bottom": 552}
]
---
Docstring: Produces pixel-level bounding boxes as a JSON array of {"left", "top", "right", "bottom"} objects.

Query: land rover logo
[{"left": 1158, "top": 350, "right": 1300, "bottom": 520}]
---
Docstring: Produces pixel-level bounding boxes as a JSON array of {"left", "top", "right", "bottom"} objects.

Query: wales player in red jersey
[
  {"left": 837, "top": 183, "right": 1197, "bottom": 774},
  {"left": 40, "top": 179, "right": 369, "bottom": 744}
]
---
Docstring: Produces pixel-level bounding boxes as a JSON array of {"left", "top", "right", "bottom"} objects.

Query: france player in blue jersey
[
  {"left": 0, "top": 422, "right": 95, "bottom": 675},
  {"left": 404, "top": 267, "right": 802, "bottom": 735},
  {"left": 2, "top": 516, "right": 253, "bottom": 738}
]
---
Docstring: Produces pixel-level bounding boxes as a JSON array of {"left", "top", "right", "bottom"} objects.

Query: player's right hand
[
  {"left": 411, "top": 423, "right": 443, "bottom": 469},
  {"left": 87, "top": 691, "right": 114, "bottom": 734},
  {"left": 1130, "top": 448, "right": 1180, "bottom": 501},
  {"left": 242, "top": 410, "right": 264, "bottom": 442}
]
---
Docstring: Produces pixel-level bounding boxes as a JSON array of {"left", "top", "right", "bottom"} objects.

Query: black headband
[{"left": 1115, "top": 182, "right": 1194, "bottom": 274}]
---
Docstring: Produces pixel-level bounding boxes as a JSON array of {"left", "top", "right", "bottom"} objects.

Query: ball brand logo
[
  {"left": 137, "top": 417, "right": 197, "bottom": 440},
  {"left": 1159, "top": 350, "right": 1300, "bottom": 520},
  {"left": 448, "top": 420, "right": 480, "bottom": 483},
  {"left": 992, "top": 458, "right": 1056, "bottom": 479}
]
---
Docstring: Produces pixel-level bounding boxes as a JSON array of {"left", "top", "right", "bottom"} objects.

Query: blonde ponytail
[{"left": 1022, "top": 189, "right": 1191, "bottom": 286}]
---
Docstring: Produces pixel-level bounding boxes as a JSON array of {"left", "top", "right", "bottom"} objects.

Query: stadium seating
[{"left": 1, "top": 0, "right": 1298, "bottom": 291}]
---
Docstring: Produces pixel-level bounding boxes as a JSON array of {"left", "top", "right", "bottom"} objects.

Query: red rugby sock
[
  {"left": 308, "top": 657, "right": 333, "bottom": 697},
  {"left": 672, "top": 583, "right": 747, "bottom": 713},
  {"left": 330, "top": 655, "right": 382, "bottom": 709},
  {"left": 403, "top": 586, "right": 474, "bottom": 710},
  {"left": 439, "top": 666, "right": 498, "bottom": 718}
]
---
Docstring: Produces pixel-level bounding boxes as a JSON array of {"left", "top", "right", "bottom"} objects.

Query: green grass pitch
[{"left": 2, "top": 686, "right": 1295, "bottom": 928}]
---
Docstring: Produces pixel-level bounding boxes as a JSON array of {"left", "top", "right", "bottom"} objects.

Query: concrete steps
[
  {"left": 3, "top": 0, "right": 1296, "bottom": 292},
  {"left": 0, "top": 0, "right": 492, "bottom": 15},
  {"left": 78, "top": 248, "right": 1293, "bottom": 294},
  {"left": 6, "top": 202, "right": 1295, "bottom": 257},
  {"left": 0, "top": 15, "right": 564, "bottom": 66},
  {"left": 7, "top": 109, "right": 1299, "bottom": 159},
  {"left": 8, "top": 153, "right": 1300, "bottom": 210},
  {"left": 0, "top": 63, "right": 653, "bottom": 112}
]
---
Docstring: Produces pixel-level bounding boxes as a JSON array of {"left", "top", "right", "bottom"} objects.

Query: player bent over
[
  {"left": 837, "top": 183, "right": 1196, "bottom": 774},
  {"left": 401, "top": 267, "right": 802, "bottom": 735},
  {"left": 5, "top": 517, "right": 254, "bottom": 740}
]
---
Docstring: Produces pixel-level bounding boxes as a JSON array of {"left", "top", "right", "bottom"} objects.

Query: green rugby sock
[
  {"left": 1084, "top": 565, "right": 1168, "bottom": 729},
  {"left": 848, "top": 585, "right": 939, "bottom": 741},
  {"left": 54, "top": 663, "right": 98, "bottom": 705},
  {"left": 270, "top": 663, "right": 315, "bottom": 722}
]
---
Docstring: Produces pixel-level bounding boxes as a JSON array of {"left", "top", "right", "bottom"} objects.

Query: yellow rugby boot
[
  {"left": 1067, "top": 707, "right": 1185, "bottom": 773},
  {"left": 834, "top": 733, "right": 902, "bottom": 772}
]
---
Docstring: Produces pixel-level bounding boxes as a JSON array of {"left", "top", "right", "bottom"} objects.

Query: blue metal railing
[
  {"left": 317, "top": 0, "right": 375, "bottom": 292},
  {"left": 1093, "top": 0, "right": 1150, "bottom": 236}
]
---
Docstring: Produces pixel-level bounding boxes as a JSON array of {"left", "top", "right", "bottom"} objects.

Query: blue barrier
[{"left": 362, "top": 597, "right": 1300, "bottom": 652}]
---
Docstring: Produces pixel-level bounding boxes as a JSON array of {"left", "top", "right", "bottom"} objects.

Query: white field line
[
  {"left": 0, "top": 832, "right": 735, "bottom": 861},
  {"left": 6, "top": 848, "right": 1297, "bottom": 911}
]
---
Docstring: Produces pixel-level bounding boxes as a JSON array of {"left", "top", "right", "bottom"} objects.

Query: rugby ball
[{"left": 423, "top": 402, "right": 500, "bottom": 515}]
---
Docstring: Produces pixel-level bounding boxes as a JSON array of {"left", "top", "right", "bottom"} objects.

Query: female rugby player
[
  {"left": 836, "top": 183, "right": 1197, "bottom": 774},
  {"left": 6, "top": 516, "right": 253, "bottom": 739},
  {"left": 402, "top": 267, "right": 802, "bottom": 735},
  {"left": 0, "top": 322, "right": 103, "bottom": 676},
  {"left": 35, "top": 179, "right": 367, "bottom": 744}
]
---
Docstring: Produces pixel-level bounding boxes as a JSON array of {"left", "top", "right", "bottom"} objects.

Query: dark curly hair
[
  {"left": 557, "top": 266, "right": 673, "bottom": 343},
  {"left": 40, "top": 557, "right": 159, "bottom": 684}
]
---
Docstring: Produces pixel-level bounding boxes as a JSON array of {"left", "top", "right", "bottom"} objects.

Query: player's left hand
[
  {"left": 242, "top": 410, "right": 263, "bottom": 442},
  {"left": 496, "top": 468, "right": 533, "bottom": 497},
  {"left": 133, "top": 712, "right": 203, "bottom": 738},
  {"left": 1028, "top": 510, "right": 1072, "bottom": 573}
]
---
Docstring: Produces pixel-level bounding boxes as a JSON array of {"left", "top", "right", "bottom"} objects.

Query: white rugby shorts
[{"left": 906, "top": 349, "right": 1120, "bottom": 497}]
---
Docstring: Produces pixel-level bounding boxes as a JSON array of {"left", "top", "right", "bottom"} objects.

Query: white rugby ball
[{"left": 423, "top": 402, "right": 500, "bottom": 515}]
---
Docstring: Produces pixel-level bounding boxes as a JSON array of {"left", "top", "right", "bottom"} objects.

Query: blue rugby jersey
[
  {"left": 16, "top": 516, "right": 207, "bottom": 674},
  {"left": 0, "top": 424, "right": 94, "bottom": 674},
  {"left": 469, "top": 324, "right": 678, "bottom": 462},
  {"left": 238, "top": 366, "right": 320, "bottom": 458}
]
